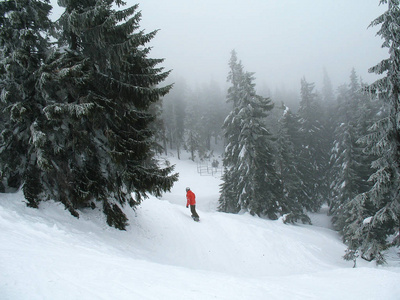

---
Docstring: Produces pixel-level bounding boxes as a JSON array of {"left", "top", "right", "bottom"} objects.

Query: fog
[
  {"left": 137, "top": 0, "right": 387, "bottom": 92},
  {"left": 50, "top": 0, "right": 387, "bottom": 94}
]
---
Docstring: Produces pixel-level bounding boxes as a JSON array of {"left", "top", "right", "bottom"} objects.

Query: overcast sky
[{"left": 50, "top": 0, "right": 387, "bottom": 93}]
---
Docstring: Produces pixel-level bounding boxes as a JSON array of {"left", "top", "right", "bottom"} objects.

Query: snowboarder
[{"left": 186, "top": 187, "right": 199, "bottom": 221}]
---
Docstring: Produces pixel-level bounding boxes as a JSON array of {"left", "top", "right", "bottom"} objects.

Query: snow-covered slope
[{"left": 1, "top": 156, "right": 400, "bottom": 299}]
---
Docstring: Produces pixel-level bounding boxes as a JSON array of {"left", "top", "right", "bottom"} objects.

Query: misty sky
[{"left": 50, "top": 0, "right": 387, "bottom": 93}]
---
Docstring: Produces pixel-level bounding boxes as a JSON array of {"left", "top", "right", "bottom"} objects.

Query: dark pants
[{"left": 190, "top": 205, "right": 199, "bottom": 218}]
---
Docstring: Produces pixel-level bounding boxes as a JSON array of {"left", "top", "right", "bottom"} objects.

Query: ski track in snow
[{"left": 1, "top": 155, "right": 400, "bottom": 299}]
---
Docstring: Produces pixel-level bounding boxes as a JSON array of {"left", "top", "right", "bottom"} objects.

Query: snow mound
[{"left": 1, "top": 157, "right": 400, "bottom": 299}]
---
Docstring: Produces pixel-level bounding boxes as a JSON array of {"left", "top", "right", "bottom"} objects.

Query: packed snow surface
[{"left": 1, "top": 155, "right": 400, "bottom": 299}]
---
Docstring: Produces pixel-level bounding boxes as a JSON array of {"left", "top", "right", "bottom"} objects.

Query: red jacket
[{"left": 186, "top": 190, "right": 196, "bottom": 206}]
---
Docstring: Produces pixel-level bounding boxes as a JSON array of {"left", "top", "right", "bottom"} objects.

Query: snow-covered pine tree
[
  {"left": 219, "top": 51, "right": 279, "bottom": 218},
  {"left": 0, "top": 0, "right": 53, "bottom": 203},
  {"left": 349, "top": 70, "right": 377, "bottom": 190},
  {"left": 321, "top": 69, "right": 337, "bottom": 204},
  {"left": 328, "top": 70, "right": 376, "bottom": 231},
  {"left": 353, "top": 81, "right": 381, "bottom": 192},
  {"left": 329, "top": 84, "right": 359, "bottom": 230},
  {"left": 329, "top": 72, "right": 380, "bottom": 263},
  {"left": 236, "top": 72, "right": 277, "bottom": 217},
  {"left": 219, "top": 50, "right": 245, "bottom": 213},
  {"left": 33, "top": 1, "right": 178, "bottom": 229},
  {"left": 296, "top": 77, "right": 327, "bottom": 212},
  {"left": 276, "top": 104, "right": 311, "bottom": 224},
  {"left": 343, "top": 0, "right": 400, "bottom": 263}
]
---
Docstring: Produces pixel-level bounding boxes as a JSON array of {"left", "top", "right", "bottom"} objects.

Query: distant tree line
[{"left": 159, "top": 79, "right": 229, "bottom": 161}]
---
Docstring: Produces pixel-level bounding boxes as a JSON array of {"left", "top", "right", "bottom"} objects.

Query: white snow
[
  {"left": 1, "top": 154, "right": 400, "bottom": 300},
  {"left": 363, "top": 216, "right": 373, "bottom": 225}
]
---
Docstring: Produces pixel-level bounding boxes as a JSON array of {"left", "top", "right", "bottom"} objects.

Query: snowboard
[{"left": 191, "top": 216, "right": 200, "bottom": 222}]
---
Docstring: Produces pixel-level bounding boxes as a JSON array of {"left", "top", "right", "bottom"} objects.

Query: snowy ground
[{"left": 1, "top": 154, "right": 400, "bottom": 299}]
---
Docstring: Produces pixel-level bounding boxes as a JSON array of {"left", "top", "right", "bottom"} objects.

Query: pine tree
[
  {"left": 219, "top": 51, "right": 279, "bottom": 218},
  {"left": 219, "top": 50, "right": 245, "bottom": 213},
  {"left": 0, "top": 0, "right": 53, "bottom": 204},
  {"left": 236, "top": 72, "right": 277, "bottom": 217},
  {"left": 329, "top": 70, "right": 375, "bottom": 231},
  {"left": 328, "top": 71, "right": 380, "bottom": 263},
  {"left": 321, "top": 69, "right": 337, "bottom": 206},
  {"left": 348, "top": 70, "right": 377, "bottom": 195},
  {"left": 329, "top": 84, "right": 359, "bottom": 230},
  {"left": 18, "top": 1, "right": 177, "bottom": 229},
  {"left": 343, "top": 0, "right": 400, "bottom": 263},
  {"left": 297, "top": 77, "right": 326, "bottom": 212},
  {"left": 276, "top": 104, "right": 311, "bottom": 224}
]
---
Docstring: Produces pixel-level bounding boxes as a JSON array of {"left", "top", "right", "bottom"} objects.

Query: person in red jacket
[{"left": 186, "top": 187, "right": 199, "bottom": 220}]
